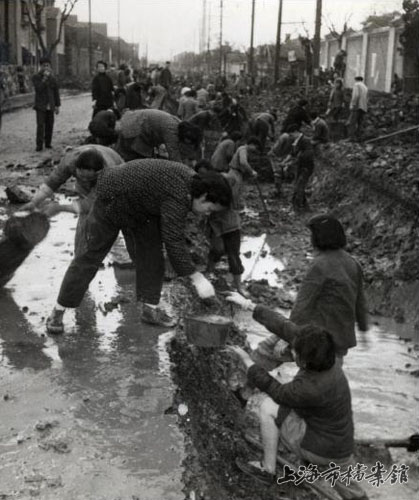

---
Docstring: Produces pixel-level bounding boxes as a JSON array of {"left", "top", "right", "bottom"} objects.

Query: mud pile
[
  {"left": 311, "top": 141, "right": 419, "bottom": 337},
  {"left": 168, "top": 283, "right": 317, "bottom": 500},
  {"left": 246, "top": 87, "right": 419, "bottom": 141}
]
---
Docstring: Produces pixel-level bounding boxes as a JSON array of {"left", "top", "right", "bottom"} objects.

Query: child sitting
[{"left": 224, "top": 292, "right": 368, "bottom": 500}]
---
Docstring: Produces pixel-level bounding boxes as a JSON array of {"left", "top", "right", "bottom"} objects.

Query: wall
[
  {"left": 345, "top": 35, "right": 363, "bottom": 86},
  {"left": 366, "top": 30, "right": 389, "bottom": 91},
  {"left": 320, "top": 25, "right": 412, "bottom": 93}
]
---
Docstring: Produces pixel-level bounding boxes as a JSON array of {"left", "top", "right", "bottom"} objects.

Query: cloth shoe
[
  {"left": 141, "top": 304, "right": 177, "bottom": 328},
  {"left": 46, "top": 308, "right": 64, "bottom": 334},
  {"left": 235, "top": 458, "right": 275, "bottom": 485}
]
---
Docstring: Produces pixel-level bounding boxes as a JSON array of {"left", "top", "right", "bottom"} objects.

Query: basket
[{"left": 184, "top": 314, "right": 232, "bottom": 347}]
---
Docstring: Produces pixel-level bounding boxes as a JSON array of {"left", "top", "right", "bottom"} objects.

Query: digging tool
[
  {"left": 356, "top": 433, "right": 419, "bottom": 452},
  {"left": 241, "top": 233, "right": 267, "bottom": 282},
  {"left": 254, "top": 178, "right": 274, "bottom": 226},
  {"left": 365, "top": 125, "right": 419, "bottom": 144},
  {"left": 244, "top": 433, "right": 340, "bottom": 500}
]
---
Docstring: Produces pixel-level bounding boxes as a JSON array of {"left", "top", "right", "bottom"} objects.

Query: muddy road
[{"left": 0, "top": 95, "right": 418, "bottom": 500}]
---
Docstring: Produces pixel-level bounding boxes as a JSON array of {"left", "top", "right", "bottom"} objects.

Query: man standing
[
  {"left": 159, "top": 61, "right": 173, "bottom": 90},
  {"left": 91, "top": 60, "right": 114, "bottom": 117},
  {"left": 347, "top": 76, "right": 368, "bottom": 140},
  {"left": 177, "top": 90, "right": 199, "bottom": 120},
  {"left": 32, "top": 57, "right": 60, "bottom": 151},
  {"left": 286, "top": 126, "right": 315, "bottom": 212}
]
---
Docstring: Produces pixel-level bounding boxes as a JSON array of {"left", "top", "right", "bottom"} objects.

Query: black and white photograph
[{"left": 0, "top": 0, "right": 418, "bottom": 499}]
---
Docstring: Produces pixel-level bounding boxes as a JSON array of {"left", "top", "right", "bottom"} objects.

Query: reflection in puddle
[{"left": 241, "top": 234, "right": 285, "bottom": 286}]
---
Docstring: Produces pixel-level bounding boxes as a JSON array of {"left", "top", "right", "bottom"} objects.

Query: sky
[{"left": 61, "top": 0, "right": 405, "bottom": 61}]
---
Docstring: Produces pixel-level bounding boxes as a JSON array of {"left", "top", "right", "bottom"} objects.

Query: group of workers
[{"left": 24, "top": 60, "right": 373, "bottom": 499}]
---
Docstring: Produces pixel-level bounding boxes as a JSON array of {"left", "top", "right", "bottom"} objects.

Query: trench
[{"left": 168, "top": 231, "right": 419, "bottom": 500}]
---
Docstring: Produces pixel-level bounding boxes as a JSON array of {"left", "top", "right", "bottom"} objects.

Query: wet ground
[
  {"left": 238, "top": 234, "right": 419, "bottom": 500},
  {"left": 0, "top": 95, "right": 418, "bottom": 500},
  {"left": 0, "top": 210, "right": 185, "bottom": 500}
]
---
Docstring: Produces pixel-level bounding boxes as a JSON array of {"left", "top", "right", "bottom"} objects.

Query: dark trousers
[
  {"left": 249, "top": 119, "right": 269, "bottom": 151},
  {"left": 208, "top": 230, "right": 244, "bottom": 275},
  {"left": 57, "top": 202, "right": 165, "bottom": 308},
  {"left": 36, "top": 109, "right": 54, "bottom": 149},
  {"left": 347, "top": 109, "right": 366, "bottom": 139},
  {"left": 292, "top": 161, "right": 314, "bottom": 210}
]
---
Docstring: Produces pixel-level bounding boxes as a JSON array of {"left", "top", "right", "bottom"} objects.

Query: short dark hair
[
  {"left": 178, "top": 121, "right": 203, "bottom": 146},
  {"left": 230, "top": 131, "right": 242, "bottom": 142},
  {"left": 355, "top": 76, "right": 364, "bottom": 81},
  {"left": 298, "top": 99, "right": 308, "bottom": 107},
  {"left": 194, "top": 159, "right": 214, "bottom": 174},
  {"left": 96, "top": 60, "right": 108, "bottom": 69},
  {"left": 190, "top": 172, "right": 232, "bottom": 207},
  {"left": 247, "top": 136, "right": 262, "bottom": 152},
  {"left": 75, "top": 148, "right": 105, "bottom": 172},
  {"left": 307, "top": 214, "right": 346, "bottom": 250},
  {"left": 310, "top": 111, "right": 319, "bottom": 120},
  {"left": 293, "top": 325, "right": 336, "bottom": 371},
  {"left": 40, "top": 56, "right": 51, "bottom": 65},
  {"left": 284, "top": 123, "right": 300, "bottom": 134}
]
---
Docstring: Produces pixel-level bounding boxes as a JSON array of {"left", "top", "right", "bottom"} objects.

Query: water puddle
[
  {"left": 241, "top": 233, "right": 286, "bottom": 286},
  {"left": 0, "top": 204, "right": 185, "bottom": 498}
]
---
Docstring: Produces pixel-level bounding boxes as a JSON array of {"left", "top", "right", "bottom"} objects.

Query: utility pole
[
  {"left": 117, "top": 0, "right": 121, "bottom": 66},
  {"left": 200, "top": 0, "right": 207, "bottom": 54},
  {"left": 273, "top": 0, "right": 283, "bottom": 85},
  {"left": 88, "top": 0, "right": 92, "bottom": 74},
  {"left": 249, "top": 0, "right": 256, "bottom": 78},
  {"left": 313, "top": 0, "right": 322, "bottom": 86},
  {"left": 207, "top": 0, "right": 211, "bottom": 74},
  {"left": 219, "top": 0, "right": 223, "bottom": 73}
]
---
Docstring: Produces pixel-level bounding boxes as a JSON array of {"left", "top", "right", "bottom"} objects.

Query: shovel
[
  {"left": 356, "top": 433, "right": 419, "bottom": 452},
  {"left": 254, "top": 178, "right": 275, "bottom": 226}
]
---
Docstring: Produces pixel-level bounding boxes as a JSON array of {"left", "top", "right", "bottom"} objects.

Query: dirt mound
[{"left": 311, "top": 141, "right": 419, "bottom": 338}]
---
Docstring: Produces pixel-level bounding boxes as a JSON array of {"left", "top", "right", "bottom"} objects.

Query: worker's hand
[
  {"left": 251, "top": 170, "right": 258, "bottom": 179},
  {"left": 55, "top": 107, "right": 60, "bottom": 115},
  {"left": 190, "top": 272, "right": 215, "bottom": 299},
  {"left": 225, "top": 292, "right": 255, "bottom": 311},
  {"left": 20, "top": 201, "right": 37, "bottom": 212},
  {"left": 224, "top": 345, "right": 254, "bottom": 368},
  {"left": 41, "top": 201, "right": 62, "bottom": 218}
]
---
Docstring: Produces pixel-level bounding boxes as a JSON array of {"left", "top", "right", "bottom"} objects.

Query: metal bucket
[{"left": 184, "top": 314, "right": 232, "bottom": 347}]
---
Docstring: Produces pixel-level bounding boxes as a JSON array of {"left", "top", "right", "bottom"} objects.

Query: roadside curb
[{"left": 3, "top": 91, "right": 90, "bottom": 114}]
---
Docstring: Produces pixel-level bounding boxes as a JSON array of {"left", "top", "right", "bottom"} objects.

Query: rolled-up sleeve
[{"left": 45, "top": 159, "right": 73, "bottom": 192}]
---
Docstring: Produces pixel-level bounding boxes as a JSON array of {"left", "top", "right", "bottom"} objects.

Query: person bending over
[{"left": 46, "top": 160, "right": 232, "bottom": 333}]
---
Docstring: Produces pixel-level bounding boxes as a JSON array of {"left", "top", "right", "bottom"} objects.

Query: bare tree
[
  {"left": 24, "top": 0, "right": 79, "bottom": 57},
  {"left": 324, "top": 13, "right": 352, "bottom": 49}
]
